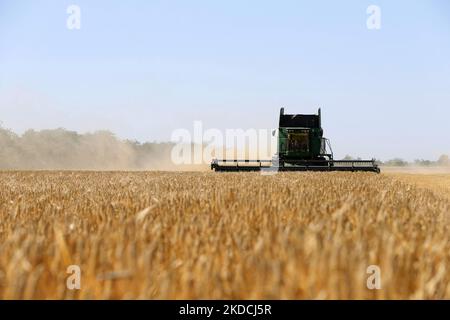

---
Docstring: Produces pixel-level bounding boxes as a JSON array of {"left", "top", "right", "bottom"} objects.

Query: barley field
[{"left": 0, "top": 171, "right": 449, "bottom": 299}]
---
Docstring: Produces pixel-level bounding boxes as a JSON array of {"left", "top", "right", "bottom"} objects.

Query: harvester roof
[{"left": 279, "top": 108, "right": 321, "bottom": 129}]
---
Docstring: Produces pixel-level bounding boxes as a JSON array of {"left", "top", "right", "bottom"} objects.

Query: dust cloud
[{"left": 0, "top": 127, "right": 208, "bottom": 171}]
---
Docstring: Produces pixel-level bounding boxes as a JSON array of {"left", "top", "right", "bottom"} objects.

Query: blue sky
[{"left": 0, "top": 0, "right": 449, "bottom": 160}]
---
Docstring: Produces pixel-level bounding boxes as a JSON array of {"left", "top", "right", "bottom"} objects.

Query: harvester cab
[
  {"left": 278, "top": 107, "right": 333, "bottom": 165},
  {"left": 211, "top": 108, "right": 380, "bottom": 173}
]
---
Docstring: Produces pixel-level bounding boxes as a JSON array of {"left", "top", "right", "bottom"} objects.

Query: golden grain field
[{"left": 0, "top": 171, "right": 449, "bottom": 299}]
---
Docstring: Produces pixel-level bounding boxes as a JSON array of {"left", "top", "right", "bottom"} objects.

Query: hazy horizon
[{"left": 1, "top": 126, "right": 448, "bottom": 166}]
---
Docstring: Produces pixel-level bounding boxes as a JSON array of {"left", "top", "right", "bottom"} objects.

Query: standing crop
[{"left": 0, "top": 171, "right": 448, "bottom": 299}]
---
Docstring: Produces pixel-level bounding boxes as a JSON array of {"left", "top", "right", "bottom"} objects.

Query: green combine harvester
[{"left": 211, "top": 108, "right": 380, "bottom": 173}]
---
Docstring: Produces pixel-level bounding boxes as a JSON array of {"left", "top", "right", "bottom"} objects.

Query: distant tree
[
  {"left": 384, "top": 158, "right": 408, "bottom": 166},
  {"left": 437, "top": 154, "right": 450, "bottom": 166},
  {"left": 342, "top": 155, "right": 353, "bottom": 160},
  {"left": 414, "top": 159, "right": 433, "bottom": 166}
]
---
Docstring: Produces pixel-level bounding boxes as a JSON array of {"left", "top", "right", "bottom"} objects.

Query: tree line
[
  {"left": 0, "top": 127, "right": 175, "bottom": 170},
  {"left": 342, "top": 155, "right": 450, "bottom": 167}
]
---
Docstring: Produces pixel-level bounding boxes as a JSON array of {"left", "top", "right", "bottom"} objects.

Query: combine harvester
[{"left": 211, "top": 108, "right": 380, "bottom": 173}]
